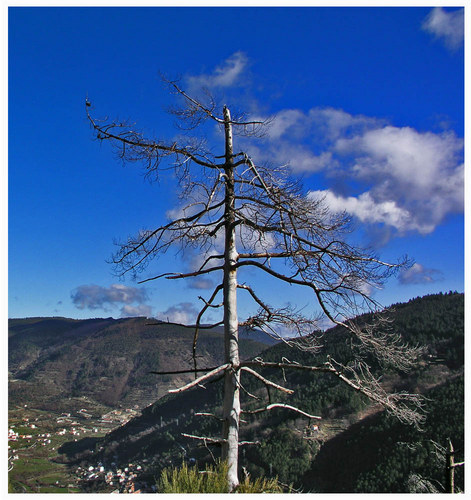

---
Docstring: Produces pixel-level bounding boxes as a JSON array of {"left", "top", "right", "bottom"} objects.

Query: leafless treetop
[{"left": 86, "top": 82, "right": 424, "bottom": 431}]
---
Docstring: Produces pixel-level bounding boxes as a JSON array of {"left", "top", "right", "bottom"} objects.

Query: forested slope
[
  {"left": 78, "top": 292, "right": 463, "bottom": 492},
  {"left": 303, "top": 375, "right": 464, "bottom": 492}
]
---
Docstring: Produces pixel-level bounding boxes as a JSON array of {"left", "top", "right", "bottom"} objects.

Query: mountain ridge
[
  {"left": 74, "top": 292, "right": 463, "bottom": 492},
  {"left": 8, "top": 316, "right": 271, "bottom": 410},
  {"left": 8, "top": 292, "right": 464, "bottom": 492}
]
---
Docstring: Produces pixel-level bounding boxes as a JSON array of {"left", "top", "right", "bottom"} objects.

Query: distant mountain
[
  {"left": 8, "top": 316, "right": 269, "bottom": 410},
  {"left": 211, "top": 324, "right": 279, "bottom": 345},
  {"left": 76, "top": 292, "right": 463, "bottom": 492}
]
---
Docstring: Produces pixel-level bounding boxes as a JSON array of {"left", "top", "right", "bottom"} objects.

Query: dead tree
[
  {"left": 86, "top": 81, "right": 425, "bottom": 491},
  {"left": 446, "top": 439, "right": 464, "bottom": 493}
]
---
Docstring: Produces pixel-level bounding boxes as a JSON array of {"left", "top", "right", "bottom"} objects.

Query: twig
[
  {"left": 195, "top": 412, "right": 224, "bottom": 422},
  {"left": 181, "top": 433, "right": 226, "bottom": 445},
  {"left": 151, "top": 366, "right": 221, "bottom": 375},
  {"left": 168, "top": 364, "right": 230, "bottom": 394},
  {"left": 242, "top": 403, "right": 321, "bottom": 420},
  {"left": 242, "top": 359, "right": 334, "bottom": 374},
  {"left": 240, "top": 366, "right": 294, "bottom": 394},
  {"left": 238, "top": 440, "right": 261, "bottom": 446}
]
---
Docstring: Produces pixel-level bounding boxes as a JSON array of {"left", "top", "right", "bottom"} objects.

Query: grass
[
  {"left": 158, "top": 461, "right": 230, "bottom": 493},
  {"left": 9, "top": 454, "right": 76, "bottom": 493},
  {"left": 38, "top": 473, "right": 65, "bottom": 483},
  {"left": 39, "top": 486, "right": 80, "bottom": 493},
  {"left": 157, "top": 461, "right": 284, "bottom": 493},
  {"left": 237, "top": 472, "right": 284, "bottom": 493},
  {"left": 12, "top": 457, "right": 53, "bottom": 475}
]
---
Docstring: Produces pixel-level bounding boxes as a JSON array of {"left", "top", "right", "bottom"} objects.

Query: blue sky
[{"left": 7, "top": 5, "right": 465, "bottom": 324}]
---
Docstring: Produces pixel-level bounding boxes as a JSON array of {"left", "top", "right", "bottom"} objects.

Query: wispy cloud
[
  {"left": 422, "top": 7, "right": 464, "bottom": 50},
  {"left": 71, "top": 284, "right": 149, "bottom": 312},
  {"left": 187, "top": 51, "right": 248, "bottom": 92},
  {"left": 156, "top": 302, "right": 199, "bottom": 325},
  {"left": 121, "top": 304, "right": 153, "bottom": 318},
  {"left": 188, "top": 277, "right": 214, "bottom": 290},
  {"left": 309, "top": 190, "right": 419, "bottom": 233},
  {"left": 250, "top": 107, "right": 382, "bottom": 172},
  {"left": 398, "top": 263, "right": 443, "bottom": 285}
]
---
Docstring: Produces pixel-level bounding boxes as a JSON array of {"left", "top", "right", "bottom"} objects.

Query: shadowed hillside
[
  {"left": 9, "top": 317, "right": 269, "bottom": 410},
  {"left": 70, "top": 292, "right": 463, "bottom": 492}
]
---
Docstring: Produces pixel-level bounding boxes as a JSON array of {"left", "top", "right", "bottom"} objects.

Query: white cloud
[
  {"left": 422, "top": 7, "right": 464, "bottom": 50},
  {"left": 245, "top": 107, "right": 381, "bottom": 175},
  {"left": 265, "top": 109, "right": 306, "bottom": 140},
  {"left": 177, "top": 53, "right": 464, "bottom": 242},
  {"left": 71, "top": 284, "right": 149, "bottom": 311},
  {"left": 398, "top": 263, "right": 443, "bottom": 285},
  {"left": 249, "top": 106, "right": 463, "bottom": 237},
  {"left": 187, "top": 51, "right": 248, "bottom": 91},
  {"left": 309, "top": 190, "right": 423, "bottom": 233},
  {"left": 157, "top": 302, "right": 199, "bottom": 325},
  {"left": 331, "top": 126, "right": 464, "bottom": 234},
  {"left": 121, "top": 304, "right": 153, "bottom": 317},
  {"left": 339, "top": 126, "right": 462, "bottom": 189},
  {"left": 244, "top": 138, "right": 334, "bottom": 176},
  {"left": 262, "top": 107, "right": 379, "bottom": 144},
  {"left": 308, "top": 107, "right": 382, "bottom": 142},
  {"left": 276, "top": 144, "right": 333, "bottom": 174}
]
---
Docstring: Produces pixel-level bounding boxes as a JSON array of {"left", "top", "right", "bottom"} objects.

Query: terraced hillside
[{"left": 9, "top": 317, "right": 269, "bottom": 411}]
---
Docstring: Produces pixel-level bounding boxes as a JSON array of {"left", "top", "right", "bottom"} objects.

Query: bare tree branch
[
  {"left": 240, "top": 366, "right": 294, "bottom": 394},
  {"left": 242, "top": 403, "right": 322, "bottom": 420},
  {"left": 238, "top": 440, "right": 261, "bottom": 446},
  {"left": 138, "top": 265, "right": 224, "bottom": 284},
  {"left": 241, "top": 358, "right": 426, "bottom": 428},
  {"left": 181, "top": 433, "right": 226, "bottom": 445},
  {"left": 87, "top": 105, "right": 220, "bottom": 172},
  {"left": 151, "top": 366, "right": 221, "bottom": 375},
  {"left": 192, "top": 284, "right": 224, "bottom": 373},
  {"left": 195, "top": 412, "right": 224, "bottom": 421},
  {"left": 168, "top": 364, "right": 230, "bottom": 394}
]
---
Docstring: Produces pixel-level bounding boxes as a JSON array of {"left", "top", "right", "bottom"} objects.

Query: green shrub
[
  {"left": 236, "top": 470, "right": 283, "bottom": 493},
  {"left": 157, "top": 461, "right": 229, "bottom": 493},
  {"left": 157, "top": 460, "right": 283, "bottom": 493}
]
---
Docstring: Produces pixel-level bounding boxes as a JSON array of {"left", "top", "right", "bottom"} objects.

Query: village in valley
[
  {"left": 8, "top": 400, "right": 152, "bottom": 493},
  {"left": 9, "top": 390, "right": 343, "bottom": 493}
]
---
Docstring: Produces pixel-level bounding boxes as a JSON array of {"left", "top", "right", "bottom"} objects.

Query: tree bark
[
  {"left": 221, "top": 105, "right": 240, "bottom": 492},
  {"left": 446, "top": 439, "right": 455, "bottom": 493}
]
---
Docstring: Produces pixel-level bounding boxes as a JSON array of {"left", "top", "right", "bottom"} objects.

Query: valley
[
  {"left": 8, "top": 292, "right": 464, "bottom": 493},
  {"left": 8, "top": 317, "right": 270, "bottom": 492},
  {"left": 9, "top": 404, "right": 98, "bottom": 493}
]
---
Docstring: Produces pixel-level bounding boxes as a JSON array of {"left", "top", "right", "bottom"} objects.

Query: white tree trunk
[{"left": 221, "top": 105, "right": 240, "bottom": 492}]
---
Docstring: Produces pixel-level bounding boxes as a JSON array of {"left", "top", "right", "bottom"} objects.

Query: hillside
[
  {"left": 302, "top": 375, "right": 464, "bottom": 492},
  {"left": 8, "top": 317, "right": 269, "bottom": 411},
  {"left": 71, "top": 292, "right": 463, "bottom": 492}
]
